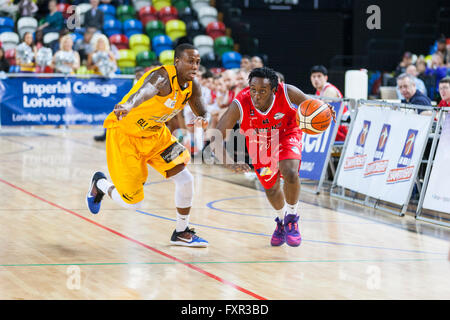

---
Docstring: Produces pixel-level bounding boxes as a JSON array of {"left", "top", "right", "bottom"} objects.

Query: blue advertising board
[
  {"left": 299, "top": 101, "right": 343, "bottom": 181},
  {"left": 0, "top": 76, "right": 133, "bottom": 126}
]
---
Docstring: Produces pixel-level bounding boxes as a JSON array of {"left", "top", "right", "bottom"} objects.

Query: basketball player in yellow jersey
[{"left": 86, "top": 44, "right": 209, "bottom": 247}]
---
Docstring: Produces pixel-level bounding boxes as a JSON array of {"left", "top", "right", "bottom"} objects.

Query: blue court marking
[
  {"left": 206, "top": 195, "right": 379, "bottom": 224},
  {"left": 134, "top": 209, "right": 447, "bottom": 256},
  {"left": 0, "top": 137, "right": 34, "bottom": 156}
]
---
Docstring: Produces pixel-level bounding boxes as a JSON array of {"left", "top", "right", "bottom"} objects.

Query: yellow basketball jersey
[{"left": 103, "top": 65, "right": 193, "bottom": 137}]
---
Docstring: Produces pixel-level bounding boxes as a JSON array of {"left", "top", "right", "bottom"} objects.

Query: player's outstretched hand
[
  {"left": 327, "top": 104, "right": 336, "bottom": 122},
  {"left": 187, "top": 116, "right": 209, "bottom": 129},
  {"left": 114, "top": 104, "right": 130, "bottom": 120}
]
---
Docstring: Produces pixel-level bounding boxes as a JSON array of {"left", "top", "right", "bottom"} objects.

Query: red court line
[{"left": 0, "top": 177, "right": 267, "bottom": 300}]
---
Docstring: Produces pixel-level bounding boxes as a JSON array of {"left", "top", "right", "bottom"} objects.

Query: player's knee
[
  {"left": 282, "top": 169, "right": 299, "bottom": 184},
  {"left": 171, "top": 169, "right": 194, "bottom": 208}
]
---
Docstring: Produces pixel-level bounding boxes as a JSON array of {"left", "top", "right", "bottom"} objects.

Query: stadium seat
[
  {"left": 153, "top": 0, "right": 171, "bottom": 11},
  {"left": 173, "top": 35, "right": 193, "bottom": 47},
  {"left": 172, "top": 0, "right": 190, "bottom": 12},
  {"left": 139, "top": 6, "right": 158, "bottom": 26},
  {"left": 222, "top": 51, "right": 242, "bottom": 69},
  {"left": 75, "top": 3, "right": 92, "bottom": 26},
  {"left": 206, "top": 21, "right": 226, "bottom": 40},
  {"left": 0, "top": 17, "right": 14, "bottom": 34},
  {"left": 152, "top": 34, "right": 173, "bottom": 56},
  {"left": 136, "top": 50, "right": 157, "bottom": 67},
  {"left": 191, "top": 0, "right": 210, "bottom": 13},
  {"left": 214, "top": 36, "right": 234, "bottom": 57},
  {"left": 200, "top": 51, "right": 221, "bottom": 69},
  {"left": 117, "top": 5, "right": 136, "bottom": 22},
  {"left": 129, "top": 34, "right": 150, "bottom": 55},
  {"left": 9, "top": 65, "right": 21, "bottom": 73},
  {"left": 120, "top": 66, "right": 136, "bottom": 74},
  {"left": 17, "top": 17, "right": 38, "bottom": 39},
  {"left": 109, "top": 34, "right": 129, "bottom": 50},
  {"left": 123, "top": 19, "right": 143, "bottom": 39},
  {"left": 70, "top": 32, "right": 84, "bottom": 44},
  {"left": 165, "top": 19, "right": 187, "bottom": 41},
  {"left": 145, "top": 20, "right": 165, "bottom": 40},
  {"left": 133, "top": 0, "right": 152, "bottom": 12},
  {"left": 198, "top": 6, "right": 218, "bottom": 28},
  {"left": 239, "top": 36, "right": 260, "bottom": 56},
  {"left": 117, "top": 49, "right": 136, "bottom": 68},
  {"left": 159, "top": 49, "right": 174, "bottom": 65},
  {"left": 103, "top": 19, "right": 122, "bottom": 37},
  {"left": 43, "top": 32, "right": 59, "bottom": 46},
  {"left": 178, "top": 6, "right": 198, "bottom": 24},
  {"left": 193, "top": 34, "right": 214, "bottom": 57},
  {"left": 158, "top": 6, "right": 178, "bottom": 24},
  {"left": 56, "top": 3, "right": 71, "bottom": 19},
  {"left": 0, "top": 32, "right": 19, "bottom": 51},
  {"left": 98, "top": 4, "right": 116, "bottom": 21},
  {"left": 5, "top": 48, "right": 16, "bottom": 66},
  {"left": 186, "top": 20, "right": 204, "bottom": 38}
]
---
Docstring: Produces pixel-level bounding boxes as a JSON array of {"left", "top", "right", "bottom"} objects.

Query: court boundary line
[{"left": 0, "top": 177, "right": 267, "bottom": 301}]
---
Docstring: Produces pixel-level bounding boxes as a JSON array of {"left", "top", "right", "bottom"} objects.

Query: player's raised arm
[
  {"left": 286, "top": 84, "right": 336, "bottom": 121},
  {"left": 114, "top": 68, "right": 169, "bottom": 120},
  {"left": 210, "top": 100, "right": 242, "bottom": 165}
]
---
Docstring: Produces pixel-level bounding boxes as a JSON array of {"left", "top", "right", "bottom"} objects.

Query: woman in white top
[
  {"left": 87, "top": 34, "right": 117, "bottom": 77},
  {"left": 51, "top": 35, "right": 80, "bottom": 74}
]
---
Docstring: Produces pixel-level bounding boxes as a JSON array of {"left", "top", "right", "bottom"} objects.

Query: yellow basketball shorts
[{"left": 105, "top": 125, "right": 191, "bottom": 204}]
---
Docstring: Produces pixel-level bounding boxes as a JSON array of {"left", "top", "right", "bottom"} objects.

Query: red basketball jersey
[{"left": 235, "top": 82, "right": 302, "bottom": 168}]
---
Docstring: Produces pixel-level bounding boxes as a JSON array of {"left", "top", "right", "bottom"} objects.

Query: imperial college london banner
[
  {"left": 423, "top": 115, "right": 450, "bottom": 214},
  {"left": 336, "top": 105, "right": 432, "bottom": 206},
  {"left": 0, "top": 76, "right": 133, "bottom": 125}
]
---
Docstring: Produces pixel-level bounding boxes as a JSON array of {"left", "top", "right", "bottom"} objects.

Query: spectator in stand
[
  {"left": 276, "top": 71, "right": 285, "bottom": 83},
  {"left": 37, "top": 0, "right": 64, "bottom": 34},
  {"left": 240, "top": 55, "right": 252, "bottom": 73},
  {"left": 394, "top": 51, "right": 413, "bottom": 77},
  {"left": 396, "top": 64, "right": 427, "bottom": 99},
  {"left": 34, "top": 29, "right": 44, "bottom": 50},
  {"left": 436, "top": 36, "right": 448, "bottom": 65},
  {"left": 87, "top": 34, "right": 117, "bottom": 77},
  {"left": 51, "top": 34, "right": 80, "bottom": 74},
  {"left": 84, "top": 0, "right": 104, "bottom": 31},
  {"left": 310, "top": 65, "right": 349, "bottom": 141},
  {"left": 438, "top": 76, "right": 450, "bottom": 107},
  {"left": 18, "top": 0, "right": 38, "bottom": 17},
  {"left": 16, "top": 32, "right": 37, "bottom": 72},
  {"left": 397, "top": 73, "right": 432, "bottom": 113},
  {"left": 233, "top": 69, "right": 248, "bottom": 97},
  {"left": 0, "top": 47, "right": 10, "bottom": 73},
  {"left": 425, "top": 52, "right": 448, "bottom": 97},
  {"left": 74, "top": 27, "right": 96, "bottom": 65},
  {"left": 251, "top": 55, "right": 263, "bottom": 69}
]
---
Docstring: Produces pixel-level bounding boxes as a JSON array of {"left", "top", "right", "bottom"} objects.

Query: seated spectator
[
  {"left": 396, "top": 64, "right": 427, "bottom": 99},
  {"left": 240, "top": 55, "right": 252, "bottom": 73},
  {"left": 18, "top": 0, "right": 38, "bottom": 17},
  {"left": 425, "top": 52, "right": 448, "bottom": 96},
  {"left": 16, "top": 32, "right": 37, "bottom": 72},
  {"left": 251, "top": 55, "right": 263, "bottom": 69},
  {"left": 37, "top": 0, "right": 64, "bottom": 34},
  {"left": 438, "top": 76, "right": 450, "bottom": 107},
  {"left": 87, "top": 34, "right": 117, "bottom": 77},
  {"left": 74, "top": 27, "right": 96, "bottom": 65},
  {"left": 0, "top": 47, "right": 10, "bottom": 72},
  {"left": 275, "top": 71, "right": 285, "bottom": 83},
  {"left": 34, "top": 29, "right": 44, "bottom": 50},
  {"left": 51, "top": 34, "right": 80, "bottom": 74},
  {"left": 436, "top": 36, "right": 448, "bottom": 65},
  {"left": 84, "top": 0, "right": 104, "bottom": 31},
  {"left": 234, "top": 69, "right": 248, "bottom": 96},
  {"left": 0, "top": 0, "right": 18, "bottom": 20},
  {"left": 397, "top": 73, "right": 432, "bottom": 113},
  {"left": 394, "top": 51, "right": 413, "bottom": 77}
]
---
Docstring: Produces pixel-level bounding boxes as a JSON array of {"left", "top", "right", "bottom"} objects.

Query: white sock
[
  {"left": 286, "top": 202, "right": 299, "bottom": 216},
  {"left": 97, "top": 178, "right": 114, "bottom": 194},
  {"left": 275, "top": 203, "right": 286, "bottom": 220},
  {"left": 176, "top": 212, "right": 189, "bottom": 232}
]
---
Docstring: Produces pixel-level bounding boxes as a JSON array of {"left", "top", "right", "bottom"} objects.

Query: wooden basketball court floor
[{"left": 0, "top": 128, "right": 449, "bottom": 300}]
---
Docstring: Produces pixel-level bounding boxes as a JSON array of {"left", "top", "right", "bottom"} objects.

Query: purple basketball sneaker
[
  {"left": 270, "top": 217, "right": 286, "bottom": 246},
  {"left": 284, "top": 214, "right": 301, "bottom": 247}
]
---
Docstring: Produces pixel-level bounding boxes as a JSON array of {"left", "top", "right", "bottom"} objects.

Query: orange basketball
[{"left": 296, "top": 99, "right": 332, "bottom": 135}]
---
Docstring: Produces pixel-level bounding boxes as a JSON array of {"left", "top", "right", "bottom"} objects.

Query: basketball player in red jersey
[
  {"left": 310, "top": 65, "right": 349, "bottom": 141},
  {"left": 210, "top": 67, "right": 335, "bottom": 247}
]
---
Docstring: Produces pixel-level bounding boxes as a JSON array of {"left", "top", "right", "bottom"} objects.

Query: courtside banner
[
  {"left": 0, "top": 76, "right": 133, "bottom": 125},
  {"left": 423, "top": 115, "right": 450, "bottom": 214},
  {"left": 336, "top": 105, "right": 431, "bottom": 205},
  {"left": 299, "top": 101, "right": 342, "bottom": 180}
]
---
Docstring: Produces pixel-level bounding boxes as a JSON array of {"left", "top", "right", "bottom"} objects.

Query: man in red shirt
[
  {"left": 210, "top": 67, "right": 334, "bottom": 247},
  {"left": 438, "top": 76, "right": 450, "bottom": 107}
]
